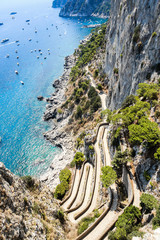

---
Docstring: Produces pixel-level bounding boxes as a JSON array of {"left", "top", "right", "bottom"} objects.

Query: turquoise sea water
[{"left": 0, "top": 0, "right": 106, "bottom": 176}]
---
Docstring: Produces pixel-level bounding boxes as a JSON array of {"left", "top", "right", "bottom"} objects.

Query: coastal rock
[
  {"left": 52, "top": 0, "right": 67, "bottom": 8},
  {"left": 59, "top": 0, "right": 110, "bottom": 18},
  {"left": 52, "top": 79, "right": 61, "bottom": 88},
  {"left": 37, "top": 95, "right": 44, "bottom": 101},
  {"left": 43, "top": 107, "right": 57, "bottom": 121}
]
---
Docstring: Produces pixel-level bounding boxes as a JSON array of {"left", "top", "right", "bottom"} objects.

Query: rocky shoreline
[
  {"left": 40, "top": 54, "right": 76, "bottom": 190},
  {"left": 40, "top": 35, "right": 92, "bottom": 190}
]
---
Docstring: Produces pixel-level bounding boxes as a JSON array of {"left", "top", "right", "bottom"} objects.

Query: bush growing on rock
[
  {"left": 153, "top": 204, "right": 160, "bottom": 229},
  {"left": 56, "top": 209, "right": 65, "bottom": 223},
  {"left": 59, "top": 168, "right": 71, "bottom": 183},
  {"left": 108, "top": 205, "right": 141, "bottom": 240},
  {"left": 121, "top": 94, "right": 136, "bottom": 109},
  {"left": 54, "top": 181, "right": 69, "bottom": 200},
  {"left": 75, "top": 105, "right": 83, "bottom": 119},
  {"left": 140, "top": 193, "right": 157, "bottom": 213},
  {"left": 128, "top": 117, "right": 160, "bottom": 148},
  {"left": 154, "top": 147, "right": 160, "bottom": 160},
  {"left": 97, "top": 83, "right": 103, "bottom": 91},
  {"left": 101, "top": 166, "right": 117, "bottom": 189},
  {"left": 133, "top": 25, "right": 141, "bottom": 43},
  {"left": 137, "top": 83, "right": 159, "bottom": 101},
  {"left": 54, "top": 168, "right": 71, "bottom": 200},
  {"left": 21, "top": 175, "right": 36, "bottom": 190},
  {"left": 74, "top": 152, "right": 85, "bottom": 167}
]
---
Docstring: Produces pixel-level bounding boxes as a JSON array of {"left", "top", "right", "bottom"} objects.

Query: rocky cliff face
[
  {"left": 105, "top": 0, "right": 160, "bottom": 110},
  {"left": 59, "top": 0, "right": 110, "bottom": 18},
  {"left": 0, "top": 162, "right": 68, "bottom": 240},
  {"left": 52, "top": 0, "right": 68, "bottom": 8}
]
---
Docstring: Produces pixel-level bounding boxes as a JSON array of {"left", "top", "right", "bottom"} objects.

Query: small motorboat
[
  {"left": 29, "top": 39, "right": 32, "bottom": 41},
  {"left": 17, "top": 43, "right": 20, "bottom": 46},
  {"left": 17, "top": 56, "right": 19, "bottom": 59},
  {"left": 1, "top": 38, "right": 9, "bottom": 43},
  {"left": 35, "top": 30, "right": 37, "bottom": 33},
  {"left": 31, "top": 50, "right": 33, "bottom": 53},
  {"left": 20, "top": 81, "right": 24, "bottom": 85},
  {"left": 15, "top": 50, "right": 18, "bottom": 53},
  {"left": 37, "top": 56, "right": 39, "bottom": 59},
  {"left": 38, "top": 49, "right": 41, "bottom": 52},
  {"left": 6, "top": 54, "right": 10, "bottom": 58},
  {"left": 22, "top": 28, "right": 24, "bottom": 30},
  {"left": 17, "top": 63, "right": 19, "bottom": 66},
  {"left": 26, "top": 20, "right": 30, "bottom": 22},
  {"left": 10, "top": 12, "right": 17, "bottom": 15},
  {"left": 40, "top": 52, "right": 42, "bottom": 55},
  {"left": 34, "top": 49, "right": 36, "bottom": 52},
  {"left": 0, "top": 22, "right": 3, "bottom": 26},
  {"left": 15, "top": 70, "right": 18, "bottom": 75},
  {"left": 44, "top": 57, "right": 47, "bottom": 59},
  {"left": 15, "top": 40, "right": 19, "bottom": 43}
]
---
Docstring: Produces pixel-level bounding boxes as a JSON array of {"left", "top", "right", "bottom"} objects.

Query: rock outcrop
[
  {"left": 0, "top": 162, "right": 68, "bottom": 240},
  {"left": 105, "top": 0, "right": 160, "bottom": 110},
  {"left": 59, "top": 0, "right": 110, "bottom": 18},
  {"left": 52, "top": 0, "right": 68, "bottom": 8}
]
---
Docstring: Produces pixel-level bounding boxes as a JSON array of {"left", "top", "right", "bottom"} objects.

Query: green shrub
[
  {"left": 90, "top": 96, "right": 101, "bottom": 113},
  {"left": 113, "top": 68, "right": 119, "bottom": 74},
  {"left": 54, "top": 181, "right": 69, "bottom": 200},
  {"left": 70, "top": 160, "right": 76, "bottom": 168},
  {"left": 32, "top": 201, "right": 41, "bottom": 214},
  {"left": 152, "top": 32, "right": 157, "bottom": 38},
  {"left": 155, "top": 110, "right": 160, "bottom": 119},
  {"left": 154, "top": 147, "right": 160, "bottom": 160},
  {"left": 74, "top": 152, "right": 85, "bottom": 167},
  {"left": 57, "top": 108, "right": 63, "bottom": 114},
  {"left": 93, "top": 209, "right": 100, "bottom": 218},
  {"left": 128, "top": 117, "right": 160, "bottom": 147},
  {"left": 101, "top": 166, "right": 117, "bottom": 189},
  {"left": 140, "top": 193, "right": 157, "bottom": 213},
  {"left": 108, "top": 205, "right": 141, "bottom": 240},
  {"left": 75, "top": 106, "right": 83, "bottom": 119},
  {"left": 94, "top": 69, "right": 99, "bottom": 78},
  {"left": 143, "top": 170, "right": 151, "bottom": 181},
  {"left": 21, "top": 175, "right": 35, "bottom": 189},
  {"left": 89, "top": 145, "right": 94, "bottom": 150},
  {"left": 97, "top": 83, "right": 103, "bottom": 90},
  {"left": 57, "top": 209, "right": 65, "bottom": 223},
  {"left": 121, "top": 95, "right": 136, "bottom": 109},
  {"left": 133, "top": 25, "right": 140, "bottom": 43},
  {"left": 59, "top": 168, "right": 71, "bottom": 183},
  {"left": 112, "top": 150, "right": 131, "bottom": 177},
  {"left": 153, "top": 204, "right": 160, "bottom": 229},
  {"left": 137, "top": 83, "right": 159, "bottom": 101},
  {"left": 88, "top": 86, "right": 97, "bottom": 99},
  {"left": 78, "top": 216, "right": 95, "bottom": 235}
]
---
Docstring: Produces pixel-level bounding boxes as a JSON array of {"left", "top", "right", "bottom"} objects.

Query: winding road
[{"left": 60, "top": 73, "right": 141, "bottom": 239}]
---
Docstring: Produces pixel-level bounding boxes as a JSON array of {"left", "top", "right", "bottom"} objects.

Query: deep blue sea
[{"left": 0, "top": 0, "right": 106, "bottom": 176}]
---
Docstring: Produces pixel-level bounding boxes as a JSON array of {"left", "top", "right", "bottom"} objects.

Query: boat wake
[{"left": 0, "top": 41, "right": 15, "bottom": 48}]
